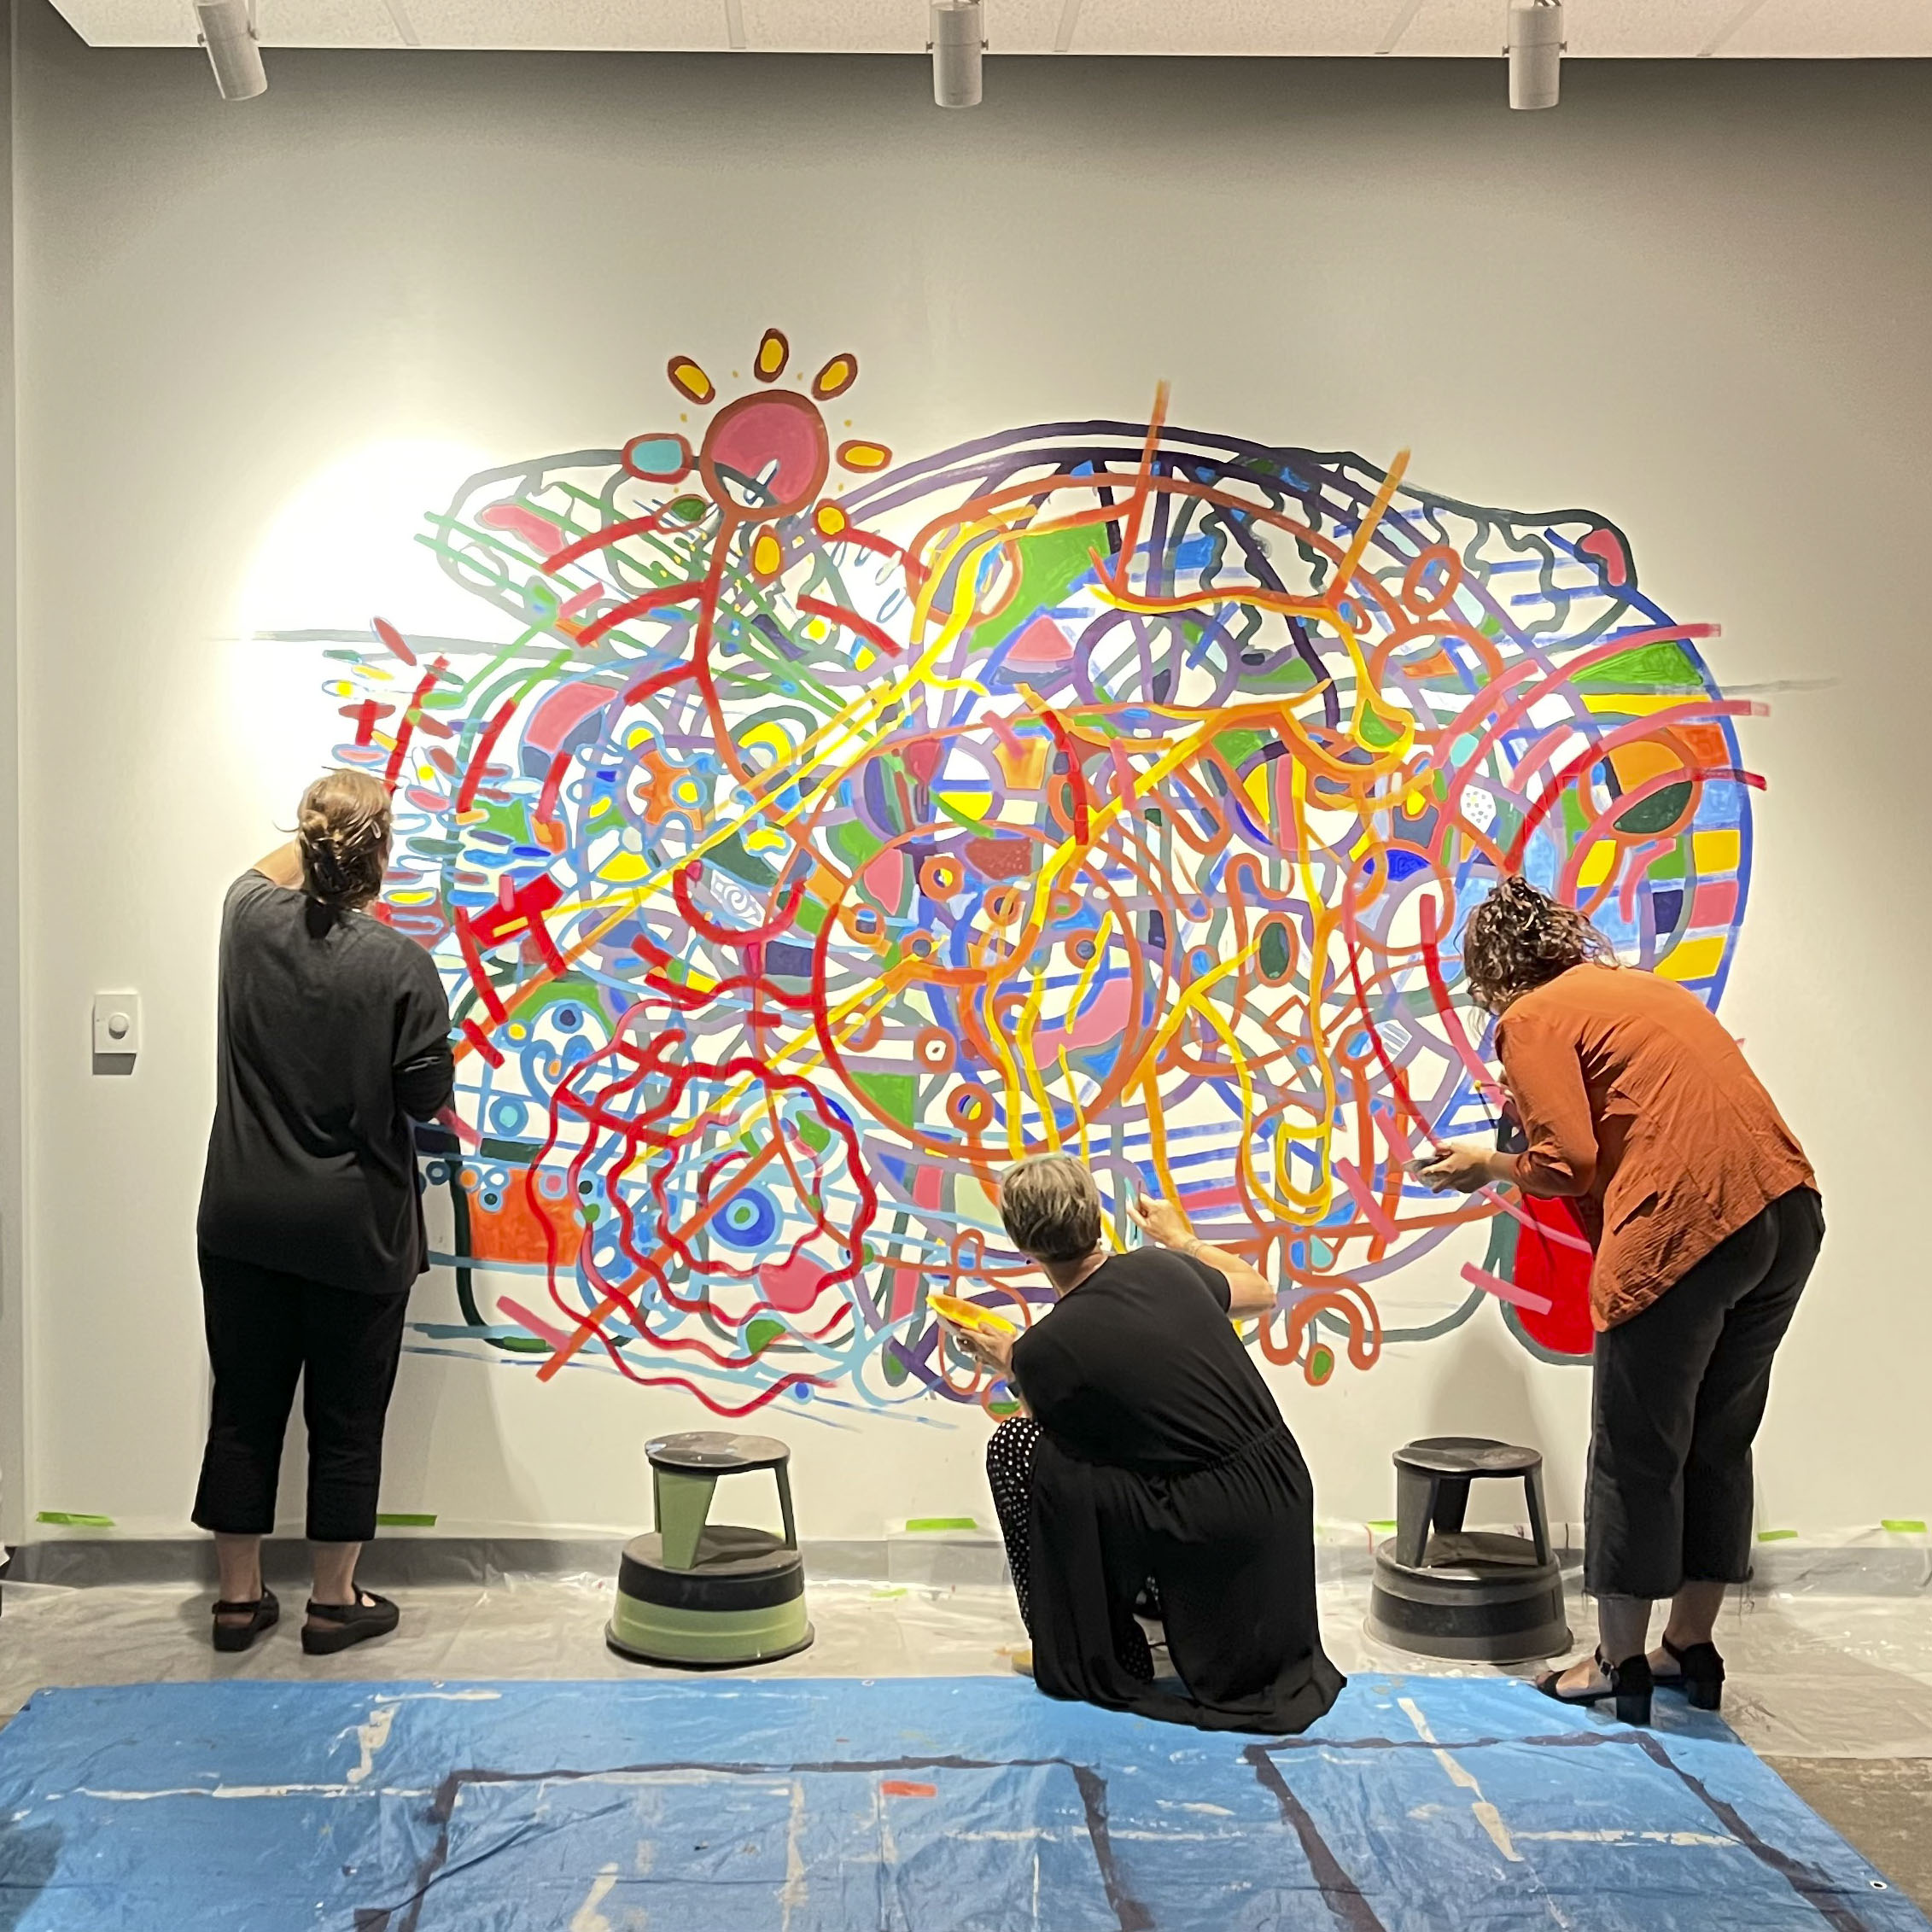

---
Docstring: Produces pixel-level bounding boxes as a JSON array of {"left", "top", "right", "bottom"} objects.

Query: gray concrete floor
[
  {"left": 3, "top": 1572, "right": 1930, "bottom": 1911},
  {"left": 1764, "top": 1757, "right": 1932, "bottom": 1913}
]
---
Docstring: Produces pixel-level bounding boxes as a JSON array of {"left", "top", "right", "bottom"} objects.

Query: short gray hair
[{"left": 998, "top": 1154, "right": 1101, "bottom": 1264}]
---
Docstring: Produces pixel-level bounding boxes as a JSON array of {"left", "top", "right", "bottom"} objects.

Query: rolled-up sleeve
[{"left": 1497, "top": 1009, "right": 1597, "bottom": 1198}]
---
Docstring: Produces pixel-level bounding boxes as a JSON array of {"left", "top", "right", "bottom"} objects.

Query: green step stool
[{"left": 606, "top": 1430, "right": 814, "bottom": 1668}]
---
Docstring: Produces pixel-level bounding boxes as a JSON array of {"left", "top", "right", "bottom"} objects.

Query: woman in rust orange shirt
[{"left": 1417, "top": 878, "right": 1819, "bottom": 1726}]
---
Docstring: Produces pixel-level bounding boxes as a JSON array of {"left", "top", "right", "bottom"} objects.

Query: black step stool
[{"left": 1366, "top": 1436, "right": 1569, "bottom": 1663}]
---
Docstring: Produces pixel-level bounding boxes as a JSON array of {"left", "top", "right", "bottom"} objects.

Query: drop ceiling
[{"left": 49, "top": 0, "right": 1932, "bottom": 58}]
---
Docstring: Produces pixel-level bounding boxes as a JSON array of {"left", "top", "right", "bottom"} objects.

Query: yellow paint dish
[{"left": 929, "top": 1294, "right": 1019, "bottom": 1336}]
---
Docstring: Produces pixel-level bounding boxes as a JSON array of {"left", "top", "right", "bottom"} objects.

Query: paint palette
[{"left": 928, "top": 1294, "right": 1019, "bottom": 1336}]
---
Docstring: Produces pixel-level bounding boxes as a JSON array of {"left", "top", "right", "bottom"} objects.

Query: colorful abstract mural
[{"left": 316, "top": 333, "right": 1758, "bottom": 1416}]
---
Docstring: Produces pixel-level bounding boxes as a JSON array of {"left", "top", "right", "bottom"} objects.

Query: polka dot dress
[{"left": 984, "top": 1415, "right": 1157, "bottom": 1683}]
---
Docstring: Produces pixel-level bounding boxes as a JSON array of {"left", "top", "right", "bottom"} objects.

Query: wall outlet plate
[{"left": 92, "top": 992, "right": 140, "bottom": 1056}]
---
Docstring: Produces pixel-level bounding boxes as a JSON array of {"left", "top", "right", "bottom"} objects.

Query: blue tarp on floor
[{"left": 0, "top": 1674, "right": 1920, "bottom": 1930}]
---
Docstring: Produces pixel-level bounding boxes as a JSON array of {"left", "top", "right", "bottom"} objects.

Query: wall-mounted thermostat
[{"left": 92, "top": 992, "right": 141, "bottom": 1057}]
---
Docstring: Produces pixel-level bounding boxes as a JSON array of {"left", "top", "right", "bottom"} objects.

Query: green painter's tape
[
  {"left": 903, "top": 1517, "right": 978, "bottom": 1533},
  {"left": 1756, "top": 1528, "right": 1798, "bottom": 1542},
  {"left": 376, "top": 1513, "right": 437, "bottom": 1528},
  {"left": 1365, "top": 1521, "right": 1397, "bottom": 1533},
  {"left": 36, "top": 1511, "right": 114, "bottom": 1527},
  {"left": 1882, "top": 1520, "right": 1928, "bottom": 1534}
]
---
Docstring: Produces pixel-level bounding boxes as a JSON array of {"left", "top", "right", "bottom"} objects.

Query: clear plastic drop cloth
[{"left": 4, "top": 1569, "right": 1930, "bottom": 1758}]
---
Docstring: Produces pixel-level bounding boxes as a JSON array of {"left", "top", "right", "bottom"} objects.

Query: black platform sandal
[
  {"left": 211, "top": 1587, "right": 279, "bottom": 1655},
  {"left": 1535, "top": 1648, "right": 1654, "bottom": 1726},
  {"left": 301, "top": 1588, "right": 400, "bottom": 1656},
  {"left": 1657, "top": 1633, "right": 1725, "bottom": 1711}
]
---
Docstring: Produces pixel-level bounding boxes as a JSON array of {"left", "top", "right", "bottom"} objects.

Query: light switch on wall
[{"left": 92, "top": 992, "right": 141, "bottom": 1057}]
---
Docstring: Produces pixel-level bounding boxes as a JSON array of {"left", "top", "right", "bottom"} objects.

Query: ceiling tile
[
  {"left": 1071, "top": 0, "right": 1387, "bottom": 55},
  {"left": 1392, "top": 0, "right": 1752, "bottom": 57},
  {"left": 50, "top": 0, "right": 407, "bottom": 48},
  {"left": 50, "top": 2, "right": 192, "bottom": 45},
  {"left": 737, "top": 0, "right": 1063, "bottom": 54},
  {"left": 977, "top": 0, "right": 1066, "bottom": 55},
  {"left": 1562, "top": 0, "right": 1744, "bottom": 57},
  {"left": 260, "top": 0, "right": 407, "bottom": 47},
  {"left": 1719, "top": 0, "right": 1932, "bottom": 56},
  {"left": 400, "top": 0, "right": 733, "bottom": 51},
  {"left": 44, "top": 0, "right": 1932, "bottom": 56},
  {"left": 1387, "top": 0, "right": 1509, "bottom": 58}
]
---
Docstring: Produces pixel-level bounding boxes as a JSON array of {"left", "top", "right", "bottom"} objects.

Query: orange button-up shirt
[{"left": 1495, "top": 963, "right": 1816, "bottom": 1330}]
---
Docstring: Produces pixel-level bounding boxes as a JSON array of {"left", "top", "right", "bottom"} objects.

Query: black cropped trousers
[
  {"left": 1587, "top": 1187, "right": 1823, "bottom": 1601},
  {"left": 191, "top": 1249, "right": 409, "bottom": 1545}
]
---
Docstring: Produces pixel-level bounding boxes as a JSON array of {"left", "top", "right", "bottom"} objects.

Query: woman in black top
[
  {"left": 193, "top": 769, "right": 453, "bottom": 1655},
  {"left": 948, "top": 1154, "right": 1344, "bottom": 1734}
]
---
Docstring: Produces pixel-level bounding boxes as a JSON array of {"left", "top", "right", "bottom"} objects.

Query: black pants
[
  {"left": 1587, "top": 1187, "right": 1823, "bottom": 1601},
  {"left": 986, "top": 1417, "right": 1156, "bottom": 1682},
  {"left": 191, "top": 1249, "right": 409, "bottom": 1545}
]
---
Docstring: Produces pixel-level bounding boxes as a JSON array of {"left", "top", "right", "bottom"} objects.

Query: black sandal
[
  {"left": 211, "top": 1587, "right": 279, "bottom": 1654},
  {"left": 1535, "top": 1647, "right": 1654, "bottom": 1726},
  {"left": 301, "top": 1588, "right": 400, "bottom": 1656},
  {"left": 1657, "top": 1633, "right": 1725, "bottom": 1711}
]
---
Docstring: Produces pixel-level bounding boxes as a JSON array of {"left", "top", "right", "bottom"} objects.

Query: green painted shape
[
  {"left": 968, "top": 522, "right": 1100, "bottom": 654},
  {"left": 656, "top": 1471, "right": 717, "bottom": 1570},
  {"left": 1357, "top": 707, "right": 1404, "bottom": 750},
  {"left": 746, "top": 1316, "right": 785, "bottom": 1354},
  {"left": 832, "top": 820, "right": 886, "bottom": 867},
  {"left": 796, "top": 1118, "right": 832, "bottom": 1154},
  {"left": 1258, "top": 921, "right": 1291, "bottom": 981},
  {"left": 608, "top": 1592, "right": 810, "bottom": 1666},
  {"left": 511, "top": 974, "right": 600, "bottom": 1018},
  {"left": 1614, "top": 780, "right": 1694, "bottom": 837},
  {"left": 853, "top": 1071, "right": 917, "bottom": 1129},
  {"left": 35, "top": 1511, "right": 114, "bottom": 1527},
  {"left": 376, "top": 1513, "right": 438, "bottom": 1528},
  {"left": 478, "top": 1136, "right": 541, "bottom": 1163},
  {"left": 1213, "top": 727, "right": 1268, "bottom": 767},
  {"left": 709, "top": 831, "right": 777, "bottom": 889},
  {"left": 1573, "top": 642, "right": 1701, "bottom": 688},
  {"left": 1646, "top": 840, "right": 1688, "bottom": 882}
]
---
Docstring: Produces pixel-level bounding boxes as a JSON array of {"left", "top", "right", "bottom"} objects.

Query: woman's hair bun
[{"left": 295, "top": 768, "right": 392, "bottom": 912}]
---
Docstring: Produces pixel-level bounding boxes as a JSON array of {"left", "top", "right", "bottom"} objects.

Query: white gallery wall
[{"left": 9, "top": 0, "right": 1929, "bottom": 1546}]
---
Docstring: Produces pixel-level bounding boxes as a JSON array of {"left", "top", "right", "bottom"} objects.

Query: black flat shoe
[
  {"left": 1657, "top": 1634, "right": 1725, "bottom": 1711},
  {"left": 1535, "top": 1647, "right": 1654, "bottom": 1726},
  {"left": 301, "top": 1588, "right": 400, "bottom": 1656},
  {"left": 211, "top": 1587, "right": 279, "bottom": 1654}
]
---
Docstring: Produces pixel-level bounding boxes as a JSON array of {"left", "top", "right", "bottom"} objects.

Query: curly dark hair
[{"left": 1462, "top": 876, "right": 1614, "bottom": 1014}]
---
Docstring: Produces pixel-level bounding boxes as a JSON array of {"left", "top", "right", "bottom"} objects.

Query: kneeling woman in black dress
[{"left": 948, "top": 1154, "right": 1344, "bottom": 1734}]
